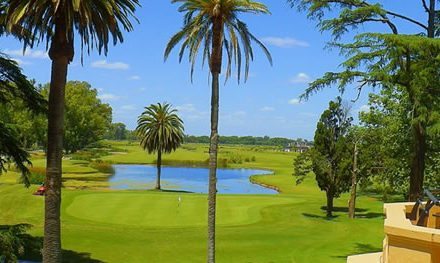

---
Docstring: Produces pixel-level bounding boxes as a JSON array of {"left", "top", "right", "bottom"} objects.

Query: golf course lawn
[{"left": 0, "top": 142, "right": 387, "bottom": 262}]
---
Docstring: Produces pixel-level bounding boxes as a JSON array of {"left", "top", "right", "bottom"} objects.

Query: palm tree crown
[
  {"left": 164, "top": 0, "right": 272, "bottom": 82},
  {"left": 136, "top": 103, "right": 185, "bottom": 154},
  {"left": 5, "top": 0, "right": 139, "bottom": 58}
]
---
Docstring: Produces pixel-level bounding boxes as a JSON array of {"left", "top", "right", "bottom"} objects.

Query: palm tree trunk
[
  {"left": 156, "top": 150, "right": 162, "bottom": 190},
  {"left": 207, "top": 16, "right": 223, "bottom": 263},
  {"left": 348, "top": 142, "right": 358, "bottom": 219},
  {"left": 43, "top": 56, "right": 68, "bottom": 263},
  {"left": 43, "top": 16, "right": 73, "bottom": 263}
]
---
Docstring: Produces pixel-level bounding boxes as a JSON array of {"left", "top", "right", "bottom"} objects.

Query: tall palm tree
[
  {"left": 164, "top": 1, "right": 272, "bottom": 262},
  {"left": 136, "top": 102, "right": 184, "bottom": 190},
  {"left": 4, "top": 1, "right": 139, "bottom": 262}
]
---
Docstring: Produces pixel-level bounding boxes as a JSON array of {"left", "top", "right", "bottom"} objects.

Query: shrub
[
  {"left": 27, "top": 167, "right": 46, "bottom": 185},
  {"left": 89, "top": 160, "right": 115, "bottom": 174},
  {"left": 0, "top": 224, "right": 32, "bottom": 262},
  {"left": 228, "top": 154, "right": 243, "bottom": 164},
  {"left": 251, "top": 156, "right": 256, "bottom": 162}
]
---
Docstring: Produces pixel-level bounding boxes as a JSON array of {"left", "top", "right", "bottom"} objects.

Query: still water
[{"left": 109, "top": 164, "right": 277, "bottom": 194}]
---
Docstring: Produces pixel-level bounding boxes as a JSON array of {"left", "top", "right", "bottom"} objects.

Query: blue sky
[{"left": 0, "top": 1, "right": 427, "bottom": 139}]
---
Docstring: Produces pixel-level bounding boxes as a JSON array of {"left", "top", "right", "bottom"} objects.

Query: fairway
[
  {"left": 66, "top": 192, "right": 298, "bottom": 227},
  {"left": 0, "top": 143, "right": 386, "bottom": 262}
]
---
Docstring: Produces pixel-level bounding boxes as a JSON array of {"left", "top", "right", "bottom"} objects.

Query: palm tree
[
  {"left": 4, "top": 1, "right": 139, "bottom": 262},
  {"left": 164, "top": 1, "right": 272, "bottom": 261},
  {"left": 136, "top": 102, "right": 185, "bottom": 190}
]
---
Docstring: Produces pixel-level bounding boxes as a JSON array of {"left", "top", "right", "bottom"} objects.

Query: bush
[
  {"left": 228, "top": 153, "right": 243, "bottom": 164},
  {"left": 27, "top": 167, "right": 46, "bottom": 185},
  {"left": 0, "top": 224, "right": 32, "bottom": 262},
  {"left": 71, "top": 148, "right": 111, "bottom": 161},
  {"left": 70, "top": 151, "right": 94, "bottom": 161},
  {"left": 89, "top": 160, "right": 115, "bottom": 174},
  {"left": 181, "top": 145, "right": 197, "bottom": 151},
  {"left": 251, "top": 156, "right": 256, "bottom": 162}
]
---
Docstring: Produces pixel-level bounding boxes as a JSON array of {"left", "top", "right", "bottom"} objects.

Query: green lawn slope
[{"left": 0, "top": 141, "right": 385, "bottom": 262}]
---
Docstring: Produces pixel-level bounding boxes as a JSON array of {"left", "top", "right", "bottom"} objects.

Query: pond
[{"left": 109, "top": 164, "right": 277, "bottom": 194}]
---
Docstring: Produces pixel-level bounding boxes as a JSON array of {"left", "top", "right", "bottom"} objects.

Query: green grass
[{"left": 0, "top": 141, "right": 386, "bottom": 262}]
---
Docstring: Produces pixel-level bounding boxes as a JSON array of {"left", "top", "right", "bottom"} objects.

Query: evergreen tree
[{"left": 312, "top": 97, "right": 352, "bottom": 217}]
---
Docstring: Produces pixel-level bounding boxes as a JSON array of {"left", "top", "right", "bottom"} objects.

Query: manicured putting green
[{"left": 66, "top": 192, "right": 299, "bottom": 227}]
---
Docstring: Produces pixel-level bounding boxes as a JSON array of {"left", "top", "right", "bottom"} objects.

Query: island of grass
[{"left": 0, "top": 141, "right": 387, "bottom": 262}]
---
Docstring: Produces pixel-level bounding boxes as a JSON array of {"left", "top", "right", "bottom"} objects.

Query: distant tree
[
  {"left": 346, "top": 126, "right": 371, "bottom": 219},
  {"left": 106, "top": 123, "right": 128, "bottom": 141},
  {"left": 0, "top": 92, "right": 46, "bottom": 150},
  {"left": 165, "top": 1, "right": 272, "bottom": 260},
  {"left": 1, "top": 81, "right": 113, "bottom": 153},
  {"left": 136, "top": 103, "right": 184, "bottom": 190},
  {"left": 293, "top": 150, "right": 312, "bottom": 185},
  {"left": 62, "top": 81, "right": 112, "bottom": 153},
  {"left": 312, "top": 97, "right": 352, "bottom": 217}
]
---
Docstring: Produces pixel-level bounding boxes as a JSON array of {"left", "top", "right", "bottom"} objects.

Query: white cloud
[
  {"left": 11, "top": 58, "right": 31, "bottom": 65},
  {"left": 98, "top": 93, "right": 120, "bottom": 101},
  {"left": 261, "top": 106, "right": 275, "bottom": 112},
  {"left": 129, "top": 75, "right": 141, "bottom": 80},
  {"left": 91, "top": 60, "right": 129, "bottom": 70},
  {"left": 4, "top": 49, "right": 49, "bottom": 59},
  {"left": 290, "top": 73, "right": 312, "bottom": 84},
  {"left": 262, "top": 37, "right": 309, "bottom": 48},
  {"left": 176, "top": 104, "right": 196, "bottom": 112},
  {"left": 120, "top": 105, "right": 136, "bottom": 111},
  {"left": 288, "top": 98, "right": 301, "bottom": 105}
]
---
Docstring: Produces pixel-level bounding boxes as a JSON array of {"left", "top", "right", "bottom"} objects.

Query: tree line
[{"left": 183, "top": 135, "right": 312, "bottom": 147}]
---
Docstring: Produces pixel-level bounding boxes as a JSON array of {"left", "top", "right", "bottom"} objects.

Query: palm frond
[
  {"left": 5, "top": 0, "right": 140, "bottom": 58},
  {"left": 165, "top": 0, "right": 272, "bottom": 83}
]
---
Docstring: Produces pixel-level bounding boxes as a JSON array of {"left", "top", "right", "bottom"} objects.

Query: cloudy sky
[{"left": 0, "top": 1, "right": 424, "bottom": 139}]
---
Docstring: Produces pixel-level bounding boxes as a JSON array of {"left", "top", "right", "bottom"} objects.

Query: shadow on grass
[
  {"left": 302, "top": 213, "right": 339, "bottom": 220},
  {"left": 355, "top": 212, "right": 384, "bottom": 219},
  {"left": 152, "top": 189, "right": 194, "bottom": 194},
  {"left": 334, "top": 242, "right": 382, "bottom": 259},
  {"left": 0, "top": 224, "right": 103, "bottom": 263},
  {"left": 62, "top": 176, "right": 108, "bottom": 182},
  {"left": 320, "top": 206, "right": 368, "bottom": 213},
  {"left": 302, "top": 206, "right": 383, "bottom": 220}
]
